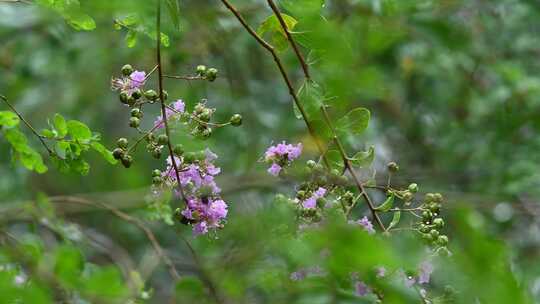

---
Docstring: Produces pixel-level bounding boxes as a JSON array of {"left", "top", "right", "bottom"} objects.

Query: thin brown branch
[
  {"left": 266, "top": 0, "right": 310, "bottom": 79},
  {"left": 219, "top": 0, "right": 330, "bottom": 169},
  {"left": 163, "top": 74, "right": 206, "bottom": 81},
  {"left": 0, "top": 94, "right": 54, "bottom": 155},
  {"left": 50, "top": 196, "right": 180, "bottom": 280},
  {"left": 156, "top": 0, "right": 188, "bottom": 206}
]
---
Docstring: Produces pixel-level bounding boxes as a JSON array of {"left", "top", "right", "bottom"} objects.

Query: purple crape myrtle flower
[
  {"left": 302, "top": 187, "right": 327, "bottom": 209},
  {"left": 263, "top": 141, "right": 302, "bottom": 176},
  {"left": 161, "top": 149, "right": 228, "bottom": 235},
  {"left": 111, "top": 69, "right": 146, "bottom": 94},
  {"left": 349, "top": 216, "right": 375, "bottom": 234},
  {"left": 154, "top": 99, "right": 185, "bottom": 129},
  {"left": 418, "top": 261, "right": 434, "bottom": 284},
  {"left": 376, "top": 266, "right": 387, "bottom": 278},
  {"left": 354, "top": 281, "right": 370, "bottom": 297}
]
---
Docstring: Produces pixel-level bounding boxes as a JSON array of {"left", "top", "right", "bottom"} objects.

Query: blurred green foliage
[{"left": 1, "top": 0, "right": 539, "bottom": 302}]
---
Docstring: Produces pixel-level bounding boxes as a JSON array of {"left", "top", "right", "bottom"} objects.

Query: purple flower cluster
[
  {"left": 302, "top": 187, "right": 327, "bottom": 209},
  {"left": 111, "top": 70, "right": 146, "bottom": 94},
  {"left": 154, "top": 99, "right": 185, "bottom": 129},
  {"left": 263, "top": 141, "right": 302, "bottom": 176},
  {"left": 349, "top": 216, "right": 375, "bottom": 234},
  {"left": 162, "top": 149, "right": 228, "bottom": 235}
]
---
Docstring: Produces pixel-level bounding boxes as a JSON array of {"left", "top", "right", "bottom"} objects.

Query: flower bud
[
  {"left": 433, "top": 218, "right": 444, "bottom": 229},
  {"left": 117, "top": 138, "right": 128, "bottom": 149},
  {"left": 206, "top": 68, "right": 218, "bottom": 81},
  {"left": 112, "top": 148, "right": 124, "bottom": 160},
  {"left": 144, "top": 89, "right": 158, "bottom": 101},
  {"left": 387, "top": 161, "right": 399, "bottom": 172},
  {"left": 198, "top": 109, "right": 211, "bottom": 122},
  {"left": 306, "top": 160, "right": 317, "bottom": 169},
  {"left": 183, "top": 152, "right": 196, "bottom": 163},
  {"left": 152, "top": 176, "right": 162, "bottom": 185},
  {"left": 147, "top": 132, "right": 155, "bottom": 142},
  {"left": 157, "top": 134, "right": 168, "bottom": 145},
  {"left": 119, "top": 92, "right": 129, "bottom": 104},
  {"left": 419, "top": 224, "right": 430, "bottom": 233},
  {"left": 434, "top": 193, "right": 443, "bottom": 203},
  {"left": 130, "top": 108, "right": 143, "bottom": 119},
  {"left": 152, "top": 148, "right": 162, "bottom": 159},
  {"left": 230, "top": 114, "right": 242, "bottom": 126},
  {"left": 121, "top": 64, "right": 133, "bottom": 76},
  {"left": 402, "top": 191, "right": 413, "bottom": 202},
  {"left": 429, "top": 229, "right": 439, "bottom": 239},
  {"left": 201, "top": 128, "right": 212, "bottom": 139},
  {"left": 408, "top": 183, "right": 418, "bottom": 193},
  {"left": 437, "top": 235, "right": 449, "bottom": 246},
  {"left": 422, "top": 210, "right": 433, "bottom": 221},
  {"left": 152, "top": 169, "right": 161, "bottom": 177},
  {"left": 129, "top": 117, "right": 140, "bottom": 128},
  {"left": 173, "top": 144, "right": 184, "bottom": 156},
  {"left": 425, "top": 193, "right": 435, "bottom": 202},
  {"left": 196, "top": 65, "right": 207, "bottom": 76},
  {"left": 131, "top": 89, "right": 142, "bottom": 100},
  {"left": 121, "top": 154, "right": 133, "bottom": 168},
  {"left": 194, "top": 103, "right": 205, "bottom": 114}
]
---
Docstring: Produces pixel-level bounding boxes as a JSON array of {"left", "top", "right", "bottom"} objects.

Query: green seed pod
[
  {"left": 387, "top": 161, "right": 399, "bottom": 172},
  {"left": 121, "top": 64, "right": 133, "bottom": 76},
  {"left": 131, "top": 89, "right": 142, "bottom": 100},
  {"left": 152, "top": 148, "right": 162, "bottom": 159},
  {"left": 130, "top": 108, "right": 143, "bottom": 118},
  {"left": 112, "top": 148, "right": 124, "bottom": 160},
  {"left": 152, "top": 176, "right": 162, "bottom": 185},
  {"left": 129, "top": 117, "right": 140, "bottom": 128},
  {"left": 433, "top": 218, "right": 444, "bottom": 229},
  {"left": 230, "top": 114, "right": 242, "bottom": 126},
  {"left": 117, "top": 138, "right": 128, "bottom": 149},
  {"left": 408, "top": 183, "right": 419, "bottom": 193},
  {"left": 144, "top": 89, "right": 158, "bottom": 101},
  {"left": 157, "top": 134, "right": 168, "bottom": 145},
  {"left": 152, "top": 169, "right": 161, "bottom": 177},
  {"left": 425, "top": 193, "right": 435, "bottom": 202},
  {"left": 173, "top": 144, "right": 184, "bottom": 156},
  {"left": 206, "top": 68, "right": 218, "bottom": 81},
  {"left": 437, "top": 235, "right": 449, "bottom": 246},
  {"left": 183, "top": 152, "right": 196, "bottom": 163},
  {"left": 121, "top": 155, "right": 133, "bottom": 168},
  {"left": 196, "top": 65, "right": 207, "bottom": 76},
  {"left": 119, "top": 91, "right": 129, "bottom": 104}
]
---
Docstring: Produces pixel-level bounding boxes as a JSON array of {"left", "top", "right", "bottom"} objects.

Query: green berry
[
  {"left": 206, "top": 68, "right": 218, "bottom": 81},
  {"left": 121, "top": 154, "right": 133, "bottom": 168},
  {"left": 152, "top": 176, "right": 162, "bottom": 185},
  {"left": 144, "top": 89, "right": 158, "bottom": 101},
  {"left": 131, "top": 89, "right": 142, "bottom": 100},
  {"left": 129, "top": 117, "right": 140, "bottom": 128},
  {"left": 387, "top": 161, "right": 399, "bottom": 172},
  {"left": 157, "top": 134, "right": 168, "bottom": 145},
  {"left": 196, "top": 65, "right": 207, "bottom": 75},
  {"left": 408, "top": 183, "right": 418, "bottom": 193},
  {"left": 173, "top": 144, "right": 184, "bottom": 156},
  {"left": 230, "top": 114, "right": 242, "bottom": 126},
  {"left": 121, "top": 64, "right": 133, "bottom": 76},
  {"left": 117, "top": 138, "right": 128, "bottom": 149},
  {"left": 119, "top": 92, "right": 129, "bottom": 104},
  {"left": 112, "top": 148, "right": 124, "bottom": 160},
  {"left": 152, "top": 169, "right": 161, "bottom": 177}
]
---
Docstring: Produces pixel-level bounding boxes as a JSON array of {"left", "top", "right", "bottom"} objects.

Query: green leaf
[
  {"left": 67, "top": 120, "right": 92, "bottom": 141},
  {"left": 349, "top": 146, "right": 375, "bottom": 167},
  {"left": 387, "top": 211, "right": 401, "bottom": 230},
  {"left": 53, "top": 114, "right": 67, "bottom": 138},
  {"left": 176, "top": 276, "right": 209, "bottom": 300},
  {"left": 374, "top": 194, "right": 394, "bottom": 212},
  {"left": 166, "top": 0, "right": 181, "bottom": 31},
  {"left": 125, "top": 30, "right": 138, "bottom": 48},
  {"left": 160, "top": 32, "right": 170, "bottom": 47},
  {"left": 91, "top": 142, "right": 117, "bottom": 165},
  {"left": 0, "top": 111, "right": 19, "bottom": 128},
  {"left": 326, "top": 150, "right": 344, "bottom": 171},
  {"left": 36, "top": 0, "right": 95, "bottom": 31},
  {"left": 65, "top": 11, "right": 96, "bottom": 31},
  {"left": 336, "top": 107, "right": 370, "bottom": 135},
  {"left": 20, "top": 150, "right": 48, "bottom": 174},
  {"left": 257, "top": 13, "right": 298, "bottom": 52},
  {"left": 297, "top": 80, "right": 324, "bottom": 120},
  {"left": 82, "top": 267, "right": 127, "bottom": 299},
  {"left": 4, "top": 128, "right": 28, "bottom": 151},
  {"left": 54, "top": 246, "right": 84, "bottom": 288},
  {"left": 40, "top": 129, "right": 56, "bottom": 139}
]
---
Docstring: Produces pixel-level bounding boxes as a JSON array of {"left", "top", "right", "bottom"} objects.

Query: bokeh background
[{"left": 1, "top": 0, "right": 540, "bottom": 302}]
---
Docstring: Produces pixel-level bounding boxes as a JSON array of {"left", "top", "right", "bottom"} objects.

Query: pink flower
[
  {"left": 267, "top": 163, "right": 282, "bottom": 176},
  {"left": 302, "top": 197, "right": 317, "bottom": 209},
  {"left": 354, "top": 281, "right": 369, "bottom": 296},
  {"left": 154, "top": 100, "right": 185, "bottom": 129},
  {"left": 129, "top": 71, "right": 146, "bottom": 88},
  {"left": 418, "top": 261, "right": 433, "bottom": 284},
  {"left": 357, "top": 216, "right": 375, "bottom": 234}
]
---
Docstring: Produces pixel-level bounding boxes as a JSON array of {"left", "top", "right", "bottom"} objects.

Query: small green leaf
[
  {"left": 54, "top": 246, "right": 84, "bottom": 288},
  {"left": 40, "top": 129, "right": 56, "bottom": 139},
  {"left": 0, "top": 111, "right": 19, "bottom": 128},
  {"left": 257, "top": 13, "right": 298, "bottom": 52},
  {"left": 374, "top": 194, "right": 394, "bottom": 212},
  {"left": 336, "top": 107, "right": 370, "bottom": 135},
  {"left": 125, "top": 30, "right": 138, "bottom": 48},
  {"left": 160, "top": 32, "right": 170, "bottom": 47},
  {"left": 82, "top": 267, "right": 127, "bottom": 299},
  {"left": 387, "top": 211, "right": 401, "bottom": 230},
  {"left": 350, "top": 146, "right": 375, "bottom": 167},
  {"left": 53, "top": 114, "right": 67, "bottom": 138},
  {"left": 91, "top": 142, "right": 117, "bottom": 165},
  {"left": 67, "top": 120, "right": 92, "bottom": 141},
  {"left": 326, "top": 150, "right": 344, "bottom": 171},
  {"left": 176, "top": 276, "right": 207, "bottom": 299}
]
